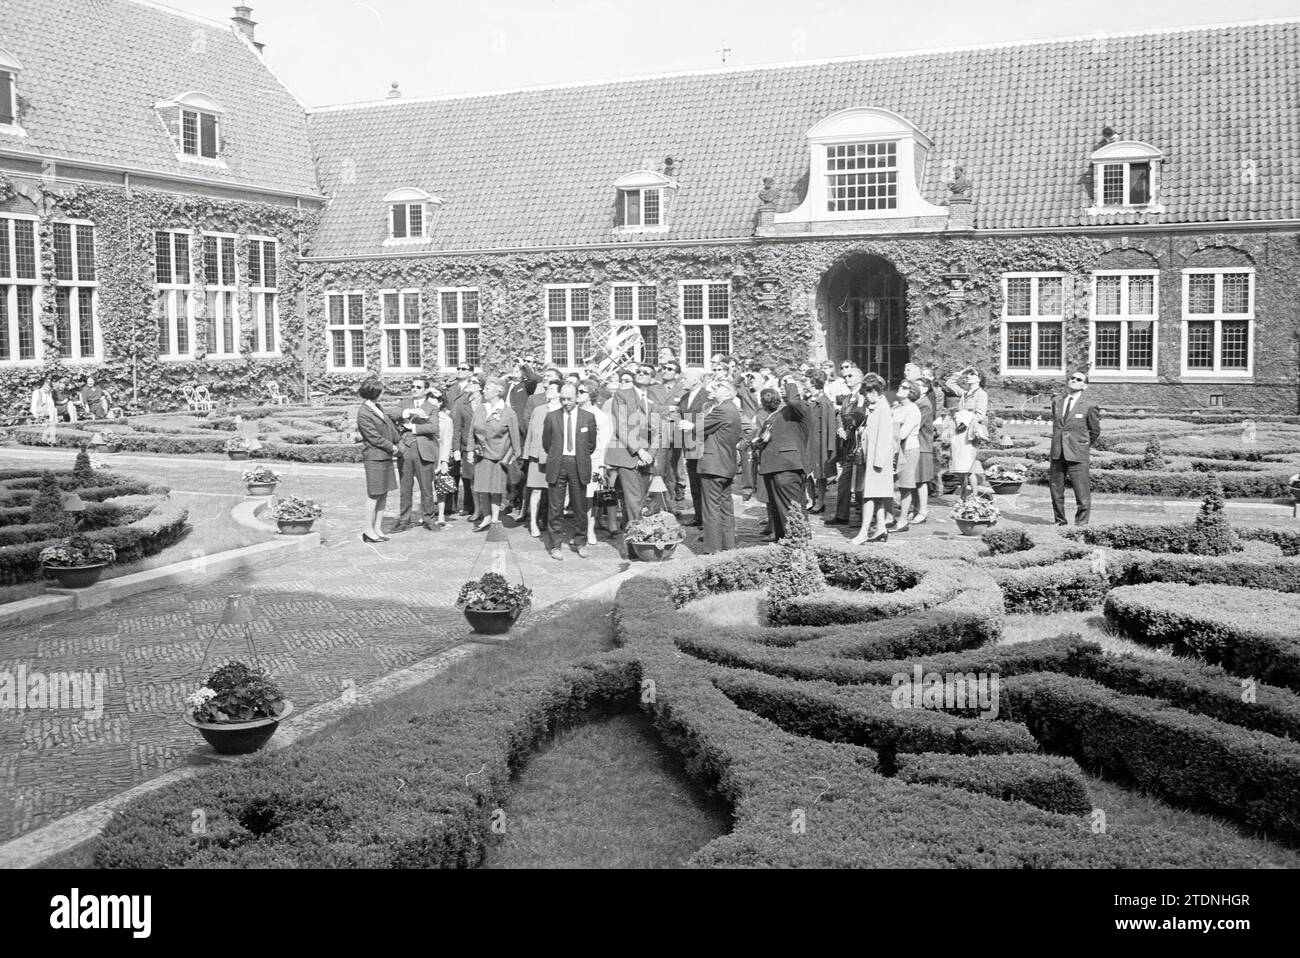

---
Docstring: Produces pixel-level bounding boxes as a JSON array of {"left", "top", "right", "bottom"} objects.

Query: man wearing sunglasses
[{"left": 1049, "top": 370, "right": 1102, "bottom": 526}]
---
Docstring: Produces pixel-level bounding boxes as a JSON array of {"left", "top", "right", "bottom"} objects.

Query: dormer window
[
  {"left": 156, "top": 92, "right": 225, "bottom": 163},
  {"left": 1089, "top": 141, "right": 1164, "bottom": 212},
  {"left": 613, "top": 171, "right": 675, "bottom": 232},
  {"left": 0, "top": 46, "right": 24, "bottom": 133},
  {"left": 384, "top": 188, "right": 440, "bottom": 245}
]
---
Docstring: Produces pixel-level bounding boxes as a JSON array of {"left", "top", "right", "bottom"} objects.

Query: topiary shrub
[
  {"left": 1141, "top": 437, "right": 1166, "bottom": 470},
  {"left": 27, "top": 471, "right": 65, "bottom": 527},
  {"left": 765, "top": 510, "right": 826, "bottom": 621},
  {"left": 1186, "top": 477, "right": 1240, "bottom": 556},
  {"left": 72, "top": 447, "right": 94, "bottom": 486}
]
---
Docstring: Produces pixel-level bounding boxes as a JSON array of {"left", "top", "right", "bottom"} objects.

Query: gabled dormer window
[
  {"left": 613, "top": 171, "right": 676, "bottom": 232},
  {"left": 0, "top": 46, "right": 24, "bottom": 134},
  {"left": 1089, "top": 141, "right": 1164, "bottom": 212},
  {"left": 383, "top": 188, "right": 441, "bottom": 245},
  {"left": 156, "top": 92, "right": 225, "bottom": 162}
]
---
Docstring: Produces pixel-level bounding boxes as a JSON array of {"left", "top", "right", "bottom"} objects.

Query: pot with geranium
[
  {"left": 624, "top": 511, "right": 684, "bottom": 562},
  {"left": 224, "top": 435, "right": 253, "bottom": 460},
  {"left": 40, "top": 536, "right": 116, "bottom": 589},
  {"left": 952, "top": 495, "right": 1000, "bottom": 537},
  {"left": 1289, "top": 474, "right": 1300, "bottom": 505},
  {"left": 269, "top": 495, "right": 322, "bottom": 535},
  {"left": 456, "top": 571, "right": 533, "bottom": 634},
  {"left": 242, "top": 464, "right": 282, "bottom": 497},
  {"left": 89, "top": 429, "right": 122, "bottom": 454},
  {"left": 184, "top": 661, "right": 293, "bottom": 755},
  {"left": 986, "top": 462, "right": 1029, "bottom": 495}
]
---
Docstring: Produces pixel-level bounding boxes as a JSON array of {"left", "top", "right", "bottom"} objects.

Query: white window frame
[
  {"left": 0, "top": 47, "right": 27, "bottom": 137},
  {"left": 1088, "top": 141, "right": 1164, "bottom": 214},
  {"left": 155, "top": 229, "right": 195, "bottom": 361},
  {"left": 181, "top": 107, "right": 219, "bottom": 159},
  {"left": 438, "top": 287, "right": 480, "bottom": 371},
  {"left": 1180, "top": 268, "right": 1255, "bottom": 379},
  {"left": 612, "top": 172, "right": 674, "bottom": 234},
  {"left": 1000, "top": 272, "right": 1067, "bottom": 377},
  {"left": 326, "top": 290, "right": 366, "bottom": 371},
  {"left": 380, "top": 288, "right": 423, "bottom": 372},
  {"left": 610, "top": 283, "right": 658, "bottom": 365},
  {"left": 825, "top": 140, "right": 899, "bottom": 213},
  {"left": 544, "top": 284, "right": 592, "bottom": 370},
  {"left": 200, "top": 231, "right": 240, "bottom": 358},
  {"left": 51, "top": 219, "right": 100, "bottom": 362},
  {"left": 390, "top": 203, "right": 426, "bottom": 240},
  {"left": 247, "top": 236, "right": 279, "bottom": 357},
  {"left": 1088, "top": 270, "right": 1158, "bottom": 380},
  {"left": 678, "top": 280, "right": 732, "bottom": 369},
  {"left": 621, "top": 188, "right": 661, "bottom": 227},
  {"left": 0, "top": 213, "right": 41, "bottom": 365},
  {"left": 382, "top": 188, "right": 440, "bottom": 246}
]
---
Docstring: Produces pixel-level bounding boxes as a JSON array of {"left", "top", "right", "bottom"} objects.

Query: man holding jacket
[{"left": 1049, "top": 370, "right": 1102, "bottom": 526}]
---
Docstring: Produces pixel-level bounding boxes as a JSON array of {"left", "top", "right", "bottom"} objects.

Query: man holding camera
[{"left": 754, "top": 372, "right": 810, "bottom": 541}]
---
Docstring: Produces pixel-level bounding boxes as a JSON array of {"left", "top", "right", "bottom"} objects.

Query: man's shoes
[
  {"left": 548, "top": 547, "right": 565, "bottom": 561},
  {"left": 685, "top": 519, "right": 702, "bottom": 528},
  {"left": 391, "top": 523, "right": 411, "bottom": 534},
  {"left": 576, "top": 543, "right": 590, "bottom": 559},
  {"left": 824, "top": 517, "right": 847, "bottom": 526}
]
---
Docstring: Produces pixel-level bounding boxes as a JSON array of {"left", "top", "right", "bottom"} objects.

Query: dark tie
[
  {"left": 1063, "top": 396, "right": 1074, "bottom": 422},
  {"left": 565, "top": 411, "right": 575, "bottom": 455}
]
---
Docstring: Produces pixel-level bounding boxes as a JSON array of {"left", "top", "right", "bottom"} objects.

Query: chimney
[
  {"left": 232, "top": 5, "right": 264, "bottom": 53},
  {"left": 387, "top": 82, "right": 402, "bottom": 99}
]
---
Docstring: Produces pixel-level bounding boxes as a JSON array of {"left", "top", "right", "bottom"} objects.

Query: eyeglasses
[{"left": 1069, "top": 376, "right": 1086, "bottom": 383}]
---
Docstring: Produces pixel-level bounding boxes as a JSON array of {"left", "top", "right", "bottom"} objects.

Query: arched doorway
[{"left": 818, "top": 254, "right": 908, "bottom": 385}]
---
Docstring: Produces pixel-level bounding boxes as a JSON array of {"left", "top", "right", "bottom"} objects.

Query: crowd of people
[
  {"left": 29, "top": 375, "right": 116, "bottom": 424},
  {"left": 353, "top": 345, "right": 1089, "bottom": 558}
]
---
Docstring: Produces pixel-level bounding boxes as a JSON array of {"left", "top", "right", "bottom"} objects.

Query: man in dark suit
[
  {"left": 825, "top": 366, "right": 866, "bottom": 526},
  {"left": 389, "top": 377, "right": 441, "bottom": 532},
  {"left": 674, "top": 370, "right": 711, "bottom": 526},
  {"left": 755, "top": 376, "right": 811, "bottom": 541},
  {"left": 505, "top": 359, "right": 543, "bottom": 511},
  {"left": 1049, "top": 370, "right": 1102, "bottom": 526},
  {"left": 698, "top": 378, "right": 742, "bottom": 553},
  {"left": 605, "top": 362, "right": 664, "bottom": 533},
  {"left": 541, "top": 382, "right": 598, "bottom": 559},
  {"left": 450, "top": 376, "right": 480, "bottom": 516},
  {"left": 655, "top": 359, "right": 689, "bottom": 507}
]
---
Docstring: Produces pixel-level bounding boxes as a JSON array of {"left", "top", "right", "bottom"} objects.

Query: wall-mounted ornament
[{"left": 754, "top": 275, "right": 780, "bottom": 304}]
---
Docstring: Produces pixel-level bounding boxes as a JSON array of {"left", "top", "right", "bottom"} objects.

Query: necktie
[
  {"left": 565, "top": 411, "right": 575, "bottom": 455},
  {"left": 1063, "top": 396, "right": 1074, "bottom": 422}
]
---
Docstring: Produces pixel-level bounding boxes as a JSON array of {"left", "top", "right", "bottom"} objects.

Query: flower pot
[
  {"left": 246, "top": 482, "right": 278, "bottom": 497},
  {"left": 45, "top": 563, "right": 108, "bottom": 589},
  {"left": 184, "top": 701, "right": 294, "bottom": 755},
  {"left": 276, "top": 519, "right": 315, "bottom": 535},
  {"left": 990, "top": 482, "right": 1022, "bottom": 495},
  {"left": 463, "top": 607, "right": 520, "bottom": 634},
  {"left": 104, "top": 443, "right": 121, "bottom": 454},
  {"left": 955, "top": 519, "right": 993, "bottom": 537},
  {"left": 630, "top": 540, "right": 678, "bottom": 562},
  {"left": 227, "top": 450, "right": 250, "bottom": 460}
]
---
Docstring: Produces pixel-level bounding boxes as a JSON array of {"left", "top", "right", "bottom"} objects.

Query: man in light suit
[
  {"left": 389, "top": 378, "right": 441, "bottom": 532},
  {"left": 698, "top": 378, "right": 742, "bottom": 554},
  {"left": 755, "top": 375, "right": 811, "bottom": 541},
  {"left": 541, "top": 382, "right": 598, "bottom": 559},
  {"left": 1049, "top": 369, "right": 1102, "bottom": 526}
]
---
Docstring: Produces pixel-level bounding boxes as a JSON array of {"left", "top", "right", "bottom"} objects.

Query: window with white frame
[
  {"left": 52, "top": 221, "right": 99, "bottom": 361},
  {"left": 1001, "top": 273, "right": 1065, "bottom": 375},
  {"left": 545, "top": 285, "right": 591, "bottom": 369},
  {"left": 611, "top": 283, "right": 657, "bottom": 364},
  {"left": 155, "top": 230, "right": 194, "bottom": 358},
  {"left": 156, "top": 92, "right": 224, "bottom": 162},
  {"left": 1089, "top": 271, "right": 1157, "bottom": 376},
  {"left": 201, "top": 233, "right": 239, "bottom": 356},
  {"left": 827, "top": 141, "right": 897, "bottom": 212},
  {"left": 381, "top": 289, "right": 422, "bottom": 371},
  {"left": 326, "top": 291, "right": 365, "bottom": 370},
  {"left": 679, "top": 281, "right": 731, "bottom": 368},
  {"left": 439, "top": 288, "right": 480, "bottom": 369},
  {"left": 1181, "top": 269, "right": 1254, "bottom": 377},
  {"left": 246, "top": 238, "right": 278, "bottom": 355},
  {"left": 0, "top": 214, "right": 39, "bottom": 364},
  {"left": 1089, "top": 141, "right": 1163, "bottom": 212},
  {"left": 613, "top": 172, "right": 675, "bottom": 231},
  {"left": 182, "top": 108, "right": 219, "bottom": 158},
  {"left": 0, "top": 46, "right": 24, "bottom": 132},
  {"left": 621, "top": 188, "right": 660, "bottom": 227},
  {"left": 384, "top": 188, "right": 440, "bottom": 244},
  {"left": 391, "top": 203, "right": 424, "bottom": 240}
]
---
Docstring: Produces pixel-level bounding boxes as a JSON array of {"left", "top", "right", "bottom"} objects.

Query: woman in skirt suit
[
  {"left": 851, "top": 373, "right": 897, "bottom": 545},
  {"left": 945, "top": 366, "right": 989, "bottom": 500},
  {"left": 356, "top": 377, "right": 401, "bottom": 542},
  {"left": 522, "top": 380, "right": 561, "bottom": 538},
  {"left": 471, "top": 377, "right": 521, "bottom": 531},
  {"left": 890, "top": 380, "right": 922, "bottom": 534}
]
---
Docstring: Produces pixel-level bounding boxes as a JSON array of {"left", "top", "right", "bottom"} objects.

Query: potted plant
[
  {"left": 952, "top": 495, "right": 1000, "bottom": 537},
  {"left": 456, "top": 571, "right": 533, "bottom": 634},
  {"left": 242, "top": 464, "right": 282, "bottom": 497},
  {"left": 624, "top": 511, "right": 684, "bottom": 561},
  {"left": 269, "top": 495, "right": 322, "bottom": 535},
  {"left": 40, "top": 536, "right": 116, "bottom": 589},
  {"left": 1289, "top": 473, "right": 1300, "bottom": 505},
  {"left": 90, "top": 430, "right": 122, "bottom": 454},
  {"left": 224, "top": 435, "right": 253, "bottom": 460},
  {"left": 183, "top": 661, "right": 293, "bottom": 755},
  {"left": 985, "top": 462, "right": 1028, "bottom": 495}
]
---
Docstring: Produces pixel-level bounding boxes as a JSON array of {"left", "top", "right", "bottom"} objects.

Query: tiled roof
[
  {"left": 0, "top": 0, "right": 319, "bottom": 197},
  {"left": 306, "top": 19, "right": 1300, "bottom": 257}
]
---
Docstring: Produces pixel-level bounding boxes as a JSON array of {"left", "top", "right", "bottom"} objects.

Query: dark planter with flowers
[
  {"left": 630, "top": 541, "right": 678, "bottom": 562},
  {"left": 955, "top": 519, "right": 994, "bottom": 537},
  {"left": 184, "top": 701, "right": 294, "bottom": 755},
  {"left": 269, "top": 495, "right": 322, "bottom": 535},
  {"left": 185, "top": 662, "right": 290, "bottom": 755},
  {"left": 952, "top": 496, "right": 1000, "bottom": 538},
  {"left": 986, "top": 465, "right": 1028, "bottom": 498},
  {"left": 624, "top": 513, "right": 684, "bottom": 562},
  {"left": 45, "top": 562, "right": 109, "bottom": 589},
  {"left": 457, "top": 572, "right": 532, "bottom": 635},
  {"left": 242, "top": 465, "right": 282, "bottom": 498},
  {"left": 463, "top": 608, "right": 520, "bottom": 634},
  {"left": 41, "top": 537, "right": 116, "bottom": 590}
]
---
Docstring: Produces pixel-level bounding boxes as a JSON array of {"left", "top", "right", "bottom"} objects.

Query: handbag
[
  {"left": 434, "top": 471, "right": 457, "bottom": 496},
  {"left": 595, "top": 473, "right": 619, "bottom": 507}
]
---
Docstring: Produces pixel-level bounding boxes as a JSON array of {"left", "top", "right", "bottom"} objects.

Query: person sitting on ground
[{"left": 79, "top": 375, "right": 111, "bottom": 419}]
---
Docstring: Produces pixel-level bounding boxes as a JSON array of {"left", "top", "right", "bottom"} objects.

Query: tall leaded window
[
  {"left": 439, "top": 288, "right": 480, "bottom": 369},
  {"left": 545, "top": 285, "right": 591, "bottom": 369},
  {"left": 826, "top": 142, "right": 897, "bottom": 212},
  {"left": 326, "top": 291, "right": 365, "bottom": 370},
  {"left": 155, "top": 230, "right": 193, "bottom": 358},
  {"left": 52, "top": 222, "right": 99, "bottom": 361},
  {"left": 1001, "top": 273, "right": 1065, "bottom": 375},
  {"left": 0, "top": 214, "right": 39, "bottom": 364},
  {"left": 247, "top": 238, "right": 278, "bottom": 355},
  {"left": 611, "top": 284, "right": 657, "bottom": 364},
  {"left": 1181, "top": 269, "right": 1253, "bottom": 377},
  {"left": 201, "top": 233, "right": 239, "bottom": 356},
  {"left": 381, "top": 289, "right": 422, "bottom": 371},
  {"left": 1090, "top": 271, "right": 1157, "bottom": 376},
  {"left": 679, "top": 281, "right": 730, "bottom": 369}
]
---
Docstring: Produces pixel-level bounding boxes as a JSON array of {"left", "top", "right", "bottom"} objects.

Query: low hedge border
[
  {"left": 1003, "top": 671, "right": 1300, "bottom": 845},
  {"left": 1104, "top": 583, "right": 1300, "bottom": 692},
  {"left": 895, "top": 752, "right": 1092, "bottom": 816},
  {"left": 93, "top": 655, "right": 640, "bottom": 868},
  {"left": 1026, "top": 463, "right": 1291, "bottom": 499},
  {"left": 12, "top": 426, "right": 363, "bottom": 463}
]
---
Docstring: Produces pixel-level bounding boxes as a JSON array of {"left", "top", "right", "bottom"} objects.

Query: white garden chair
[
  {"left": 191, "top": 384, "right": 215, "bottom": 413},
  {"left": 266, "top": 380, "right": 289, "bottom": 405}
]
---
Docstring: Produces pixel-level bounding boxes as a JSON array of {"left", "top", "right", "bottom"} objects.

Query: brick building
[{"left": 2, "top": 3, "right": 1297, "bottom": 413}]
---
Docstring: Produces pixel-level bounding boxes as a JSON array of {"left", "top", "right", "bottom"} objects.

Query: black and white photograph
[{"left": 0, "top": 0, "right": 1297, "bottom": 933}]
